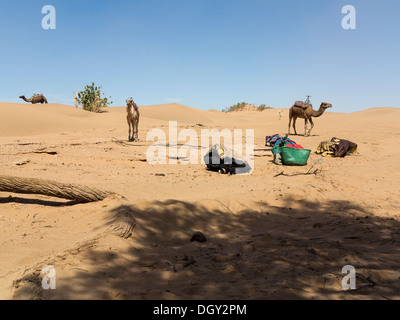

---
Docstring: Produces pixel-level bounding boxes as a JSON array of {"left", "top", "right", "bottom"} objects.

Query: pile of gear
[
  {"left": 204, "top": 134, "right": 358, "bottom": 175},
  {"left": 204, "top": 144, "right": 252, "bottom": 175},
  {"left": 316, "top": 137, "right": 358, "bottom": 157},
  {"left": 266, "top": 134, "right": 311, "bottom": 166}
]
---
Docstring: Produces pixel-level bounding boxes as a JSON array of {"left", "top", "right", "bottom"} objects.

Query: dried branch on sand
[
  {"left": 273, "top": 166, "right": 320, "bottom": 178},
  {"left": 0, "top": 175, "right": 116, "bottom": 203}
]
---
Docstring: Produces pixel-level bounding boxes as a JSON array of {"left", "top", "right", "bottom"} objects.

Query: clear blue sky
[{"left": 0, "top": 0, "right": 399, "bottom": 112}]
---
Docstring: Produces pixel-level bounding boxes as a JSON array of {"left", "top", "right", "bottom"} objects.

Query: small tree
[{"left": 75, "top": 82, "right": 112, "bottom": 113}]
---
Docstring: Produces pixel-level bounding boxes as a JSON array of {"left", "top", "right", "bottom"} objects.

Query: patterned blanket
[
  {"left": 316, "top": 137, "right": 358, "bottom": 157},
  {"left": 266, "top": 134, "right": 296, "bottom": 148}
]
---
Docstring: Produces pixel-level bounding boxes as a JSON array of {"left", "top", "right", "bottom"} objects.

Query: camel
[
  {"left": 126, "top": 98, "right": 140, "bottom": 142},
  {"left": 288, "top": 102, "right": 332, "bottom": 136},
  {"left": 19, "top": 94, "right": 48, "bottom": 104}
]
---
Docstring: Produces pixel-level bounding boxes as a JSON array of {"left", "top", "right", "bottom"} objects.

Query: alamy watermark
[
  {"left": 342, "top": 5, "right": 356, "bottom": 30},
  {"left": 40, "top": 5, "right": 355, "bottom": 31},
  {"left": 342, "top": 265, "right": 356, "bottom": 290},
  {"left": 41, "top": 265, "right": 56, "bottom": 290},
  {"left": 42, "top": 5, "right": 56, "bottom": 30}
]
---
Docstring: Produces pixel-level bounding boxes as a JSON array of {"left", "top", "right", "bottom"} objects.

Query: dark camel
[
  {"left": 19, "top": 94, "right": 48, "bottom": 104},
  {"left": 288, "top": 102, "right": 332, "bottom": 136}
]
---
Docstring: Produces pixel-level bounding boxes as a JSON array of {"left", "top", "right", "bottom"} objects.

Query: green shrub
[
  {"left": 223, "top": 102, "right": 273, "bottom": 113},
  {"left": 75, "top": 82, "right": 112, "bottom": 113},
  {"left": 257, "top": 104, "right": 273, "bottom": 111}
]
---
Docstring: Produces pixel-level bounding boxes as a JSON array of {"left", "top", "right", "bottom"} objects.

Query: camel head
[
  {"left": 126, "top": 98, "right": 133, "bottom": 106},
  {"left": 19, "top": 95, "right": 25, "bottom": 99},
  {"left": 320, "top": 102, "right": 332, "bottom": 109}
]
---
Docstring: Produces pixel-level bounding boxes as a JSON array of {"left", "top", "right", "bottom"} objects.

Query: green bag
[
  {"left": 281, "top": 147, "right": 311, "bottom": 166},
  {"left": 271, "top": 146, "right": 282, "bottom": 155}
]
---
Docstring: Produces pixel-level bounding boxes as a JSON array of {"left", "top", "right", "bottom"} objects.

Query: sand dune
[
  {"left": 0, "top": 103, "right": 110, "bottom": 137},
  {"left": 0, "top": 102, "right": 399, "bottom": 300},
  {"left": 0, "top": 102, "right": 222, "bottom": 138}
]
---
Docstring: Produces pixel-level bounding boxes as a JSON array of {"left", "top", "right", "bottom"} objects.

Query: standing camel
[
  {"left": 288, "top": 102, "right": 332, "bottom": 136},
  {"left": 19, "top": 94, "right": 48, "bottom": 104},
  {"left": 126, "top": 98, "right": 140, "bottom": 142}
]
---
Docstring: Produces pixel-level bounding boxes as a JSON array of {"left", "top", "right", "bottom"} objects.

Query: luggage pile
[
  {"left": 316, "top": 137, "right": 358, "bottom": 157},
  {"left": 204, "top": 144, "right": 252, "bottom": 175},
  {"left": 204, "top": 135, "right": 358, "bottom": 175},
  {"left": 266, "top": 134, "right": 311, "bottom": 166}
]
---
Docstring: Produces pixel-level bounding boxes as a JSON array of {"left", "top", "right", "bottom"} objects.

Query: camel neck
[
  {"left": 310, "top": 106, "right": 325, "bottom": 117},
  {"left": 127, "top": 105, "right": 138, "bottom": 114}
]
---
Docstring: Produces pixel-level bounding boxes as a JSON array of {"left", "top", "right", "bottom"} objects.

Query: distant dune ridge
[
  {"left": 1, "top": 101, "right": 400, "bottom": 300},
  {"left": 0, "top": 101, "right": 398, "bottom": 137}
]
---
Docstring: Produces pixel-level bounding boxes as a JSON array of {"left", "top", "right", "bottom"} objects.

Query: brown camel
[
  {"left": 288, "top": 102, "right": 332, "bottom": 136},
  {"left": 19, "top": 94, "right": 48, "bottom": 104},
  {"left": 126, "top": 98, "right": 140, "bottom": 142}
]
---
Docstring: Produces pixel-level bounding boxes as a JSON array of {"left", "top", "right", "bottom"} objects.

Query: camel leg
[
  {"left": 292, "top": 117, "right": 298, "bottom": 135},
  {"left": 288, "top": 114, "right": 292, "bottom": 135},
  {"left": 304, "top": 119, "right": 308, "bottom": 137},
  {"left": 136, "top": 117, "right": 139, "bottom": 141},
  {"left": 127, "top": 117, "right": 132, "bottom": 141},
  {"left": 133, "top": 118, "right": 139, "bottom": 142},
  {"left": 309, "top": 118, "right": 314, "bottom": 136},
  {"left": 132, "top": 120, "right": 136, "bottom": 141}
]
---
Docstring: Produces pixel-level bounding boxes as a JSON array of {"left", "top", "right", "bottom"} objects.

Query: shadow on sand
[
  {"left": 13, "top": 197, "right": 400, "bottom": 300},
  {"left": 0, "top": 195, "right": 78, "bottom": 207}
]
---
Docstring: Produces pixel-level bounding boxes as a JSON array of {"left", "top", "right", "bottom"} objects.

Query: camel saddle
[{"left": 294, "top": 101, "right": 308, "bottom": 109}]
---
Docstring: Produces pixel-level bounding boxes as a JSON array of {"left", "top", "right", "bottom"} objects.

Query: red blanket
[{"left": 285, "top": 143, "right": 304, "bottom": 149}]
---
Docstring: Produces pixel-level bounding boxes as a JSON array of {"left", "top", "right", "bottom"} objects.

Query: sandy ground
[{"left": 0, "top": 102, "right": 399, "bottom": 300}]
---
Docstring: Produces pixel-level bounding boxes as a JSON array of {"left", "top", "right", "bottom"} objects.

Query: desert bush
[
  {"left": 75, "top": 82, "right": 112, "bottom": 113},
  {"left": 257, "top": 104, "right": 273, "bottom": 111},
  {"left": 222, "top": 102, "right": 247, "bottom": 113},
  {"left": 223, "top": 102, "right": 273, "bottom": 113}
]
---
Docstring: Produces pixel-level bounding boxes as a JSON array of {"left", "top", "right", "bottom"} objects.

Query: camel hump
[{"left": 294, "top": 101, "right": 308, "bottom": 109}]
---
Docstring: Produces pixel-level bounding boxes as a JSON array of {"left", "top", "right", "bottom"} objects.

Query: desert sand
[{"left": 0, "top": 102, "right": 399, "bottom": 300}]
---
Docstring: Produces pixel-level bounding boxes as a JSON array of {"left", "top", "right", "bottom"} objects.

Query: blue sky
[{"left": 0, "top": 0, "right": 399, "bottom": 112}]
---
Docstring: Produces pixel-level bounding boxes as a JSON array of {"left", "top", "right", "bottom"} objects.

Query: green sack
[
  {"left": 271, "top": 146, "right": 282, "bottom": 155},
  {"left": 281, "top": 147, "right": 311, "bottom": 166}
]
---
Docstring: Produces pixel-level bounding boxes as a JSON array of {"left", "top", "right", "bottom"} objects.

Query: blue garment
[{"left": 266, "top": 134, "right": 296, "bottom": 147}]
